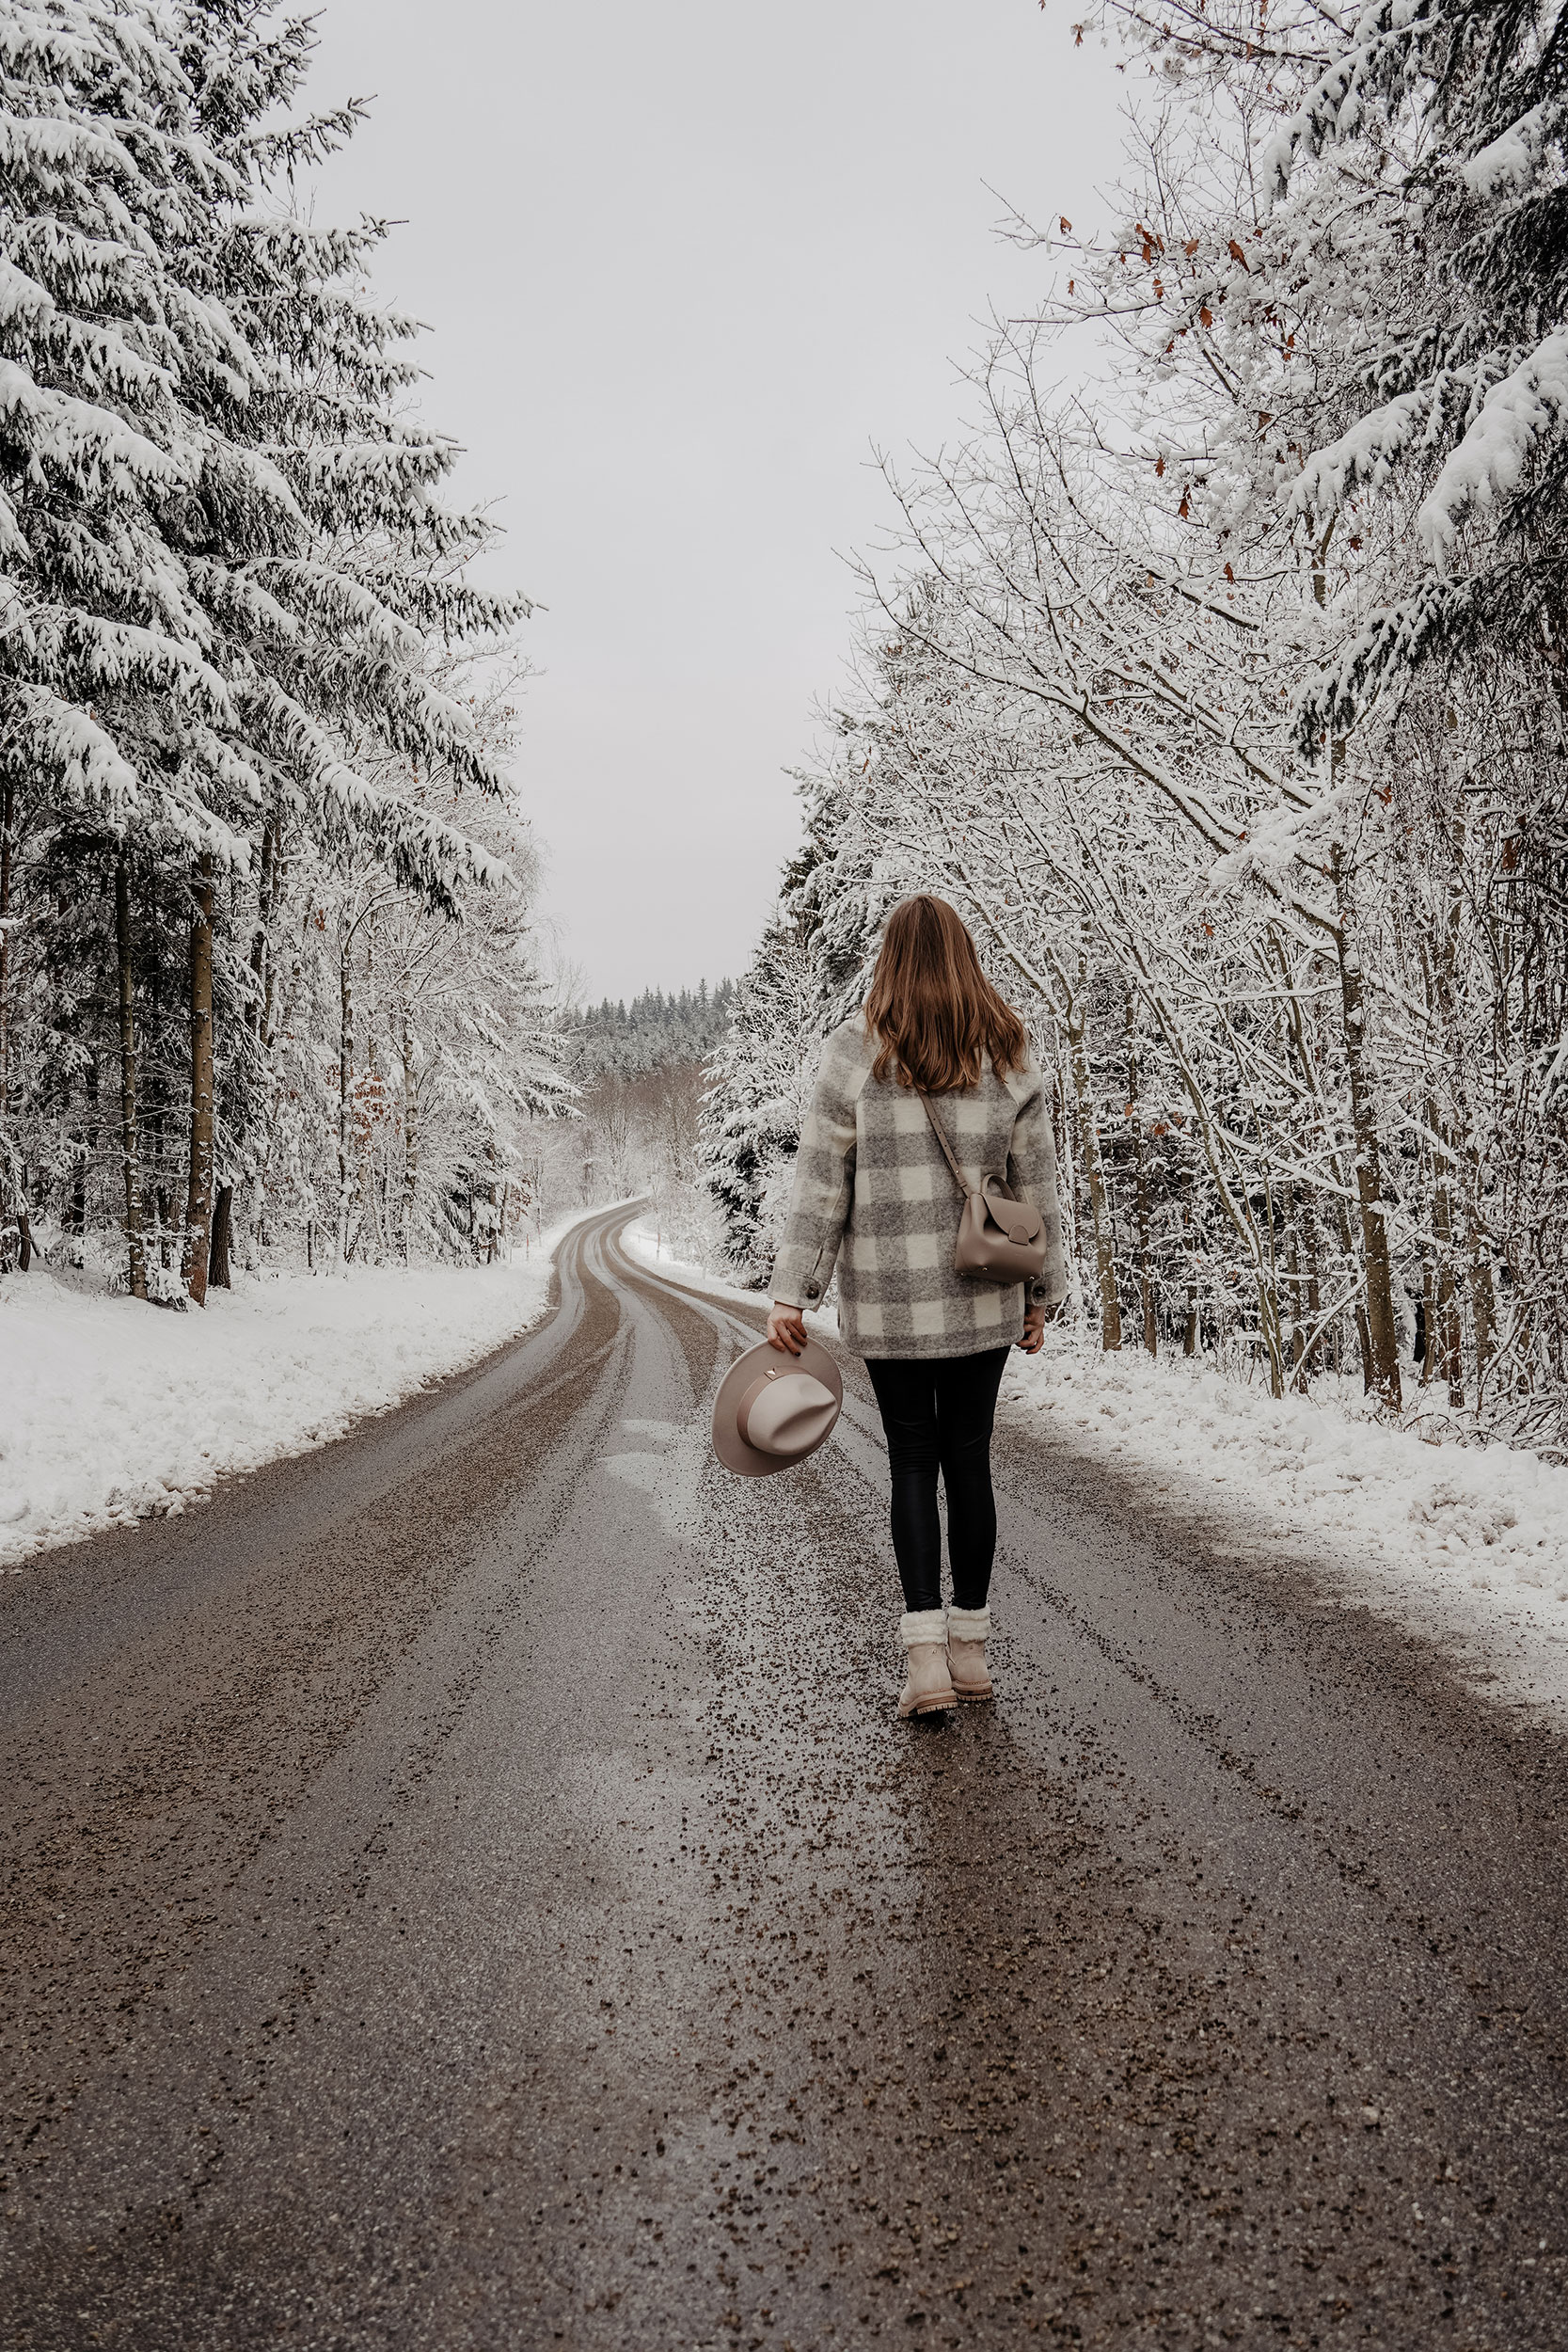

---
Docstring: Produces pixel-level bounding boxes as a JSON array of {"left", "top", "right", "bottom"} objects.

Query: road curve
[{"left": 2, "top": 1203, "right": 1566, "bottom": 2350}]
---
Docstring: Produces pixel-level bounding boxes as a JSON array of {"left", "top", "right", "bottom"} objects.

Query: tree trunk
[
  {"left": 1325, "top": 1175, "right": 1372, "bottom": 1384},
  {"left": 1067, "top": 990, "right": 1121, "bottom": 1350},
  {"left": 149, "top": 903, "right": 166, "bottom": 1244},
  {"left": 1259, "top": 1180, "right": 1287, "bottom": 1401},
  {"left": 401, "top": 1008, "right": 419, "bottom": 1262},
  {"left": 361, "top": 916, "right": 383, "bottom": 1263},
  {"left": 115, "top": 856, "right": 147, "bottom": 1299},
  {"left": 71, "top": 1055, "right": 97, "bottom": 1242},
  {"left": 1301, "top": 1193, "right": 1323, "bottom": 1378},
  {"left": 1425, "top": 807, "right": 1484, "bottom": 1399},
  {"left": 1180, "top": 1166, "right": 1199, "bottom": 1356},
  {"left": 0, "top": 774, "right": 17, "bottom": 1273},
  {"left": 247, "top": 893, "right": 298, "bottom": 1253},
  {"left": 1125, "top": 992, "right": 1157, "bottom": 1357},
  {"left": 0, "top": 774, "right": 10, "bottom": 1116},
  {"left": 1297, "top": 1195, "right": 1325, "bottom": 1374},
  {"left": 1467, "top": 1200, "right": 1497, "bottom": 1381},
  {"left": 183, "top": 857, "right": 215, "bottom": 1305},
  {"left": 1418, "top": 1248, "right": 1435, "bottom": 1380},
  {"left": 1331, "top": 848, "right": 1402, "bottom": 1410},
  {"left": 209, "top": 1182, "right": 233, "bottom": 1290},
  {"left": 258, "top": 831, "right": 290, "bottom": 1059},
  {"left": 248, "top": 811, "right": 277, "bottom": 1038},
  {"left": 1428, "top": 1110, "right": 1463, "bottom": 1404},
  {"left": 336, "top": 934, "right": 354, "bottom": 1270}
]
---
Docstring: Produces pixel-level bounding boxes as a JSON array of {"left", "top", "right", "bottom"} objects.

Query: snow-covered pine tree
[
  {"left": 176, "top": 0, "right": 533, "bottom": 1288},
  {"left": 1, "top": 0, "right": 554, "bottom": 1294},
  {"left": 1262, "top": 0, "right": 1568, "bottom": 713},
  {"left": 698, "top": 752, "right": 904, "bottom": 1282},
  {"left": 242, "top": 644, "right": 574, "bottom": 1269},
  {"left": 1078, "top": 0, "right": 1568, "bottom": 708},
  {"left": 568, "top": 980, "right": 737, "bottom": 1079},
  {"left": 701, "top": 916, "right": 822, "bottom": 1283},
  {"left": 1, "top": 0, "right": 248, "bottom": 1285}
]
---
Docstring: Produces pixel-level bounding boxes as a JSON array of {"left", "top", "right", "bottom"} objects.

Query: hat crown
[
  {"left": 736, "top": 1367, "right": 839, "bottom": 1458},
  {"left": 711, "top": 1337, "right": 843, "bottom": 1477}
]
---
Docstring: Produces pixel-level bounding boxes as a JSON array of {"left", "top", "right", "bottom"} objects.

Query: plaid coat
[{"left": 769, "top": 1016, "right": 1068, "bottom": 1360}]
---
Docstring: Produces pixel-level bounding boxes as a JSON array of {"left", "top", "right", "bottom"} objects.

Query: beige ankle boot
[
  {"left": 945, "top": 1603, "right": 993, "bottom": 1700},
  {"left": 897, "top": 1609, "right": 958, "bottom": 1718}
]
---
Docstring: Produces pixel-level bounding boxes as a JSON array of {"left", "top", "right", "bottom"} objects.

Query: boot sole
[
  {"left": 898, "top": 1692, "right": 958, "bottom": 1717},
  {"left": 953, "top": 1683, "right": 992, "bottom": 1701}
]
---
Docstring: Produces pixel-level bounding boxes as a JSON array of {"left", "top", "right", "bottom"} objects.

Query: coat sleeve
[
  {"left": 768, "top": 1027, "right": 863, "bottom": 1310},
  {"left": 1006, "top": 1056, "right": 1069, "bottom": 1310}
]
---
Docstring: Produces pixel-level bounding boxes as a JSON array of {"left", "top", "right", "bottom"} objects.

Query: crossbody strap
[{"left": 914, "top": 1088, "right": 974, "bottom": 1199}]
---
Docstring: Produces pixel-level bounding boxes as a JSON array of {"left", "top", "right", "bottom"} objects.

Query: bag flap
[{"left": 981, "top": 1174, "right": 1042, "bottom": 1246}]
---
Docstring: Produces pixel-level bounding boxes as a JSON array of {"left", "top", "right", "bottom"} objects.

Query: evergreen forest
[
  {"left": 0, "top": 0, "right": 568, "bottom": 1299},
  {"left": 8, "top": 0, "right": 1568, "bottom": 1467}
]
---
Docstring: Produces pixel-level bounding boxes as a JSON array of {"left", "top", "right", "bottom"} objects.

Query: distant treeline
[{"left": 566, "top": 983, "right": 736, "bottom": 1080}]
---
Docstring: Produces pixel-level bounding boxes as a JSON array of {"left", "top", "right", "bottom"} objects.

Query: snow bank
[
  {"left": 1004, "top": 1334, "right": 1568, "bottom": 1720},
  {"left": 0, "top": 1216, "right": 586, "bottom": 1569},
  {"left": 622, "top": 1226, "right": 1568, "bottom": 1719}
]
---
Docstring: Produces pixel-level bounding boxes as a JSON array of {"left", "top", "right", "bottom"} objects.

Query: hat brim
[{"left": 711, "top": 1335, "right": 845, "bottom": 1478}]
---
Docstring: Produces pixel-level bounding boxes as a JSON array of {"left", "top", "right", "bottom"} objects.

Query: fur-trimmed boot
[
  {"left": 945, "top": 1603, "right": 993, "bottom": 1700},
  {"left": 897, "top": 1609, "right": 958, "bottom": 1718}
]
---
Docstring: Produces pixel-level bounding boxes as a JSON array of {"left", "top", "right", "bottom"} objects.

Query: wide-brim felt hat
[{"left": 711, "top": 1336, "right": 844, "bottom": 1478}]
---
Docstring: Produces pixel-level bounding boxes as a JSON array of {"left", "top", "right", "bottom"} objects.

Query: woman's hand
[
  {"left": 766, "top": 1302, "right": 808, "bottom": 1356},
  {"left": 1018, "top": 1296, "right": 1067, "bottom": 1353}
]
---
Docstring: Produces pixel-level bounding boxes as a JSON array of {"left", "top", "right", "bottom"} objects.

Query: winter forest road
[{"left": 3, "top": 1207, "right": 1567, "bottom": 2352}]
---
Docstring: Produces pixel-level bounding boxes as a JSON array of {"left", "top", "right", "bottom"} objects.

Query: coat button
[{"left": 804, "top": 1280, "right": 820, "bottom": 1298}]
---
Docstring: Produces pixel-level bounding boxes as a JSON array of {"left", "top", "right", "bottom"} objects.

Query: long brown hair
[{"left": 864, "top": 896, "right": 1027, "bottom": 1091}]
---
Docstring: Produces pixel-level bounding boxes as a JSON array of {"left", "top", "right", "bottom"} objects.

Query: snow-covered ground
[
  {"left": 13, "top": 1212, "right": 1566, "bottom": 1723},
  {"left": 0, "top": 1214, "right": 590, "bottom": 1570},
  {"left": 625, "top": 1224, "right": 1568, "bottom": 1724},
  {"left": 1002, "top": 1334, "right": 1568, "bottom": 1724}
]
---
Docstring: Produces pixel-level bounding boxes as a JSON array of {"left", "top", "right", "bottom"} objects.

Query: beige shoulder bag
[{"left": 915, "top": 1089, "right": 1047, "bottom": 1287}]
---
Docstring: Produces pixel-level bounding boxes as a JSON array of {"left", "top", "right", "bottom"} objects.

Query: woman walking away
[{"left": 766, "top": 896, "right": 1068, "bottom": 1718}]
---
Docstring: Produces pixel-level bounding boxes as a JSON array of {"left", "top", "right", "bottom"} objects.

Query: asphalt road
[{"left": 3, "top": 1203, "right": 1566, "bottom": 2351}]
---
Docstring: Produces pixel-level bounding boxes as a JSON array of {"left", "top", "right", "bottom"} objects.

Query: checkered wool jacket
[{"left": 769, "top": 1016, "right": 1068, "bottom": 1360}]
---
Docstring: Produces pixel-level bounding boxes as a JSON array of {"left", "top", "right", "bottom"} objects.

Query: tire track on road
[{"left": 3, "top": 1210, "right": 1565, "bottom": 2350}]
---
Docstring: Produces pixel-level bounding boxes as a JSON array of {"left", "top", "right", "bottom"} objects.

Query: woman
[{"left": 766, "top": 895, "right": 1068, "bottom": 1718}]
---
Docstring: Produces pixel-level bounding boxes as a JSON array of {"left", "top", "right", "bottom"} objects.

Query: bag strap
[{"left": 914, "top": 1089, "right": 974, "bottom": 1200}]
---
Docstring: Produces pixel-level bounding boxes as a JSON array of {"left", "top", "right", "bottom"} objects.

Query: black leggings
[{"left": 863, "top": 1348, "right": 1010, "bottom": 1613}]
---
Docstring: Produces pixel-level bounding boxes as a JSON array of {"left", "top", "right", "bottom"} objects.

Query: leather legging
[{"left": 863, "top": 1347, "right": 1011, "bottom": 1613}]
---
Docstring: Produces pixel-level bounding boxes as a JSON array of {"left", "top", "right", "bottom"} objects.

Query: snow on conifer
[
  {"left": 0, "top": 0, "right": 568, "bottom": 1295},
  {"left": 710, "top": 0, "right": 1568, "bottom": 1451}
]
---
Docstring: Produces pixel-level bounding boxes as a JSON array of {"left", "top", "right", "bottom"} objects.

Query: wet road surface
[{"left": 3, "top": 1203, "right": 1567, "bottom": 2350}]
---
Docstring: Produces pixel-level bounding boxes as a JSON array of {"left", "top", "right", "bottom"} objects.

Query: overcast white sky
[{"left": 307, "top": 2, "right": 1124, "bottom": 1003}]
